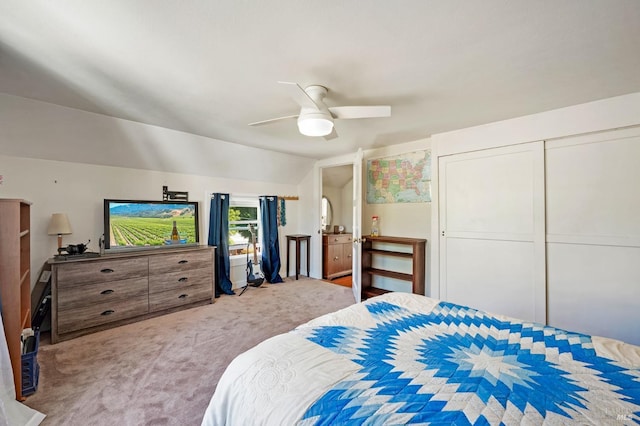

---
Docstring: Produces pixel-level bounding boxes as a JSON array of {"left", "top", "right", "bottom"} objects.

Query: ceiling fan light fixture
[{"left": 298, "top": 116, "right": 334, "bottom": 137}]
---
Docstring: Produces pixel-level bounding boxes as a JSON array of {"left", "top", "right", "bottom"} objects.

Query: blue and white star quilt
[{"left": 203, "top": 293, "right": 640, "bottom": 425}]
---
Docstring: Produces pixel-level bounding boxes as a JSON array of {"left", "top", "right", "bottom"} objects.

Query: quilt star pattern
[{"left": 297, "top": 300, "right": 640, "bottom": 425}]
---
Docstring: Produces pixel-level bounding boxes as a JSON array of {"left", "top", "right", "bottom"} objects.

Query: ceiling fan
[{"left": 249, "top": 82, "right": 391, "bottom": 140}]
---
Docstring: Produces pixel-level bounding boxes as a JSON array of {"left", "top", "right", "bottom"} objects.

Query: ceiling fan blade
[
  {"left": 278, "top": 81, "right": 321, "bottom": 110},
  {"left": 248, "top": 114, "right": 298, "bottom": 126},
  {"left": 323, "top": 127, "right": 339, "bottom": 141},
  {"left": 328, "top": 105, "right": 391, "bottom": 119}
]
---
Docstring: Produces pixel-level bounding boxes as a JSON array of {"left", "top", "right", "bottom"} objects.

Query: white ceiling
[{"left": 1, "top": 1, "right": 640, "bottom": 160}]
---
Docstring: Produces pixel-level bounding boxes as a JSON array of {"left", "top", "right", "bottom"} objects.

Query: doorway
[{"left": 321, "top": 164, "right": 354, "bottom": 286}]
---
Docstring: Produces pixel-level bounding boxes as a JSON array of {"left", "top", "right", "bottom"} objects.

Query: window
[{"left": 228, "top": 196, "right": 260, "bottom": 256}]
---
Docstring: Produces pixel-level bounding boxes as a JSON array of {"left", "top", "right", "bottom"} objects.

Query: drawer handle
[
  {"left": 178, "top": 277, "right": 189, "bottom": 283},
  {"left": 334, "top": 256, "right": 339, "bottom": 261},
  {"left": 100, "top": 289, "right": 114, "bottom": 295},
  {"left": 100, "top": 268, "right": 114, "bottom": 273},
  {"left": 101, "top": 310, "right": 115, "bottom": 316},
  {"left": 333, "top": 238, "right": 338, "bottom": 242},
  {"left": 178, "top": 294, "right": 188, "bottom": 299},
  {"left": 178, "top": 260, "right": 189, "bottom": 264}
]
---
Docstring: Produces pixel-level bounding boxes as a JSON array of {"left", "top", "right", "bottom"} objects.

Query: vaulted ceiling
[{"left": 1, "top": 1, "right": 640, "bottom": 160}]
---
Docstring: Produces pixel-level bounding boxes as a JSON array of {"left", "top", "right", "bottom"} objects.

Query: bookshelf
[
  {"left": 0, "top": 199, "right": 32, "bottom": 400},
  {"left": 361, "top": 235, "right": 426, "bottom": 300}
]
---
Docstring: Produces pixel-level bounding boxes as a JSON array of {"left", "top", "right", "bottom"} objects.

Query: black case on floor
[{"left": 31, "top": 279, "right": 51, "bottom": 331}]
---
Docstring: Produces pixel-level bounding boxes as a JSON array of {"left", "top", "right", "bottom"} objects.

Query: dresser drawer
[
  {"left": 56, "top": 257, "right": 148, "bottom": 288},
  {"left": 149, "top": 267, "right": 212, "bottom": 295},
  {"left": 58, "top": 277, "right": 148, "bottom": 311},
  {"left": 57, "top": 295, "right": 149, "bottom": 334},
  {"left": 323, "top": 234, "right": 352, "bottom": 245},
  {"left": 149, "top": 282, "right": 212, "bottom": 312},
  {"left": 148, "top": 249, "right": 213, "bottom": 275}
]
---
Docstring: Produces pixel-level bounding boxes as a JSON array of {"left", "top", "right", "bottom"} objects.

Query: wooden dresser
[
  {"left": 322, "top": 233, "right": 353, "bottom": 279},
  {"left": 50, "top": 246, "right": 214, "bottom": 343}
]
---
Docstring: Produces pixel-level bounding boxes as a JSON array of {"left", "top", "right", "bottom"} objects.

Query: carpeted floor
[{"left": 24, "top": 278, "right": 354, "bottom": 426}]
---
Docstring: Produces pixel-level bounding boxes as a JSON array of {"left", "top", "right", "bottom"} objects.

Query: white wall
[
  {"left": 434, "top": 92, "right": 640, "bottom": 156},
  {"left": 0, "top": 93, "right": 315, "bottom": 185},
  {"left": 321, "top": 185, "right": 343, "bottom": 232},
  {"left": 321, "top": 181, "right": 353, "bottom": 233},
  {"left": 0, "top": 155, "right": 299, "bottom": 290},
  {"left": 363, "top": 138, "right": 432, "bottom": 295},
  {"left": 340, "top": 179, "right": 353, "bottom": 233},
  {"left": 293, "top": 167, "right": 318, "bottom": 277}
]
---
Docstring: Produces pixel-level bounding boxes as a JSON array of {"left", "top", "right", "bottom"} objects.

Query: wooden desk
[{"left": 286, "top": 234, "right": 311, "bottom": 280}]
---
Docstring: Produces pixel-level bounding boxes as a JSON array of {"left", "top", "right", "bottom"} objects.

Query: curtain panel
[
  {"left": 260, "top": 196, "right": 284, "bottom": 283},
  {"left": 208, "top": 193, "right": 234, "bottom": 296}
]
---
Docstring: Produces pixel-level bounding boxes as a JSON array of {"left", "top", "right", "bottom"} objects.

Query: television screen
[{"left": 104, "top": 200, "right": 199, "bottom": 249}]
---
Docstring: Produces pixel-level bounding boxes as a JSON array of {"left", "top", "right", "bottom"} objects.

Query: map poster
[{"left": 366, "top": 150, "right": 431, "bottom": 203}]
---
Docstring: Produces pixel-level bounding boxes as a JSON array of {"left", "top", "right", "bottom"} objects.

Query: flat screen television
[{"left": 104, "top": 199, "right": 200, "bottom": 250}]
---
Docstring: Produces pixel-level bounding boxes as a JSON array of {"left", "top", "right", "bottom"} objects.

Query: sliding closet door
[
  {"left": 546, "top": 128, "right": 640, "bottom": 345},
  {"left": 439, "top": 142, "right": 545, "bottom": 322}
]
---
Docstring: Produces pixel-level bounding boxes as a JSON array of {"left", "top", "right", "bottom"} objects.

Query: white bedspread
[{"left": 202, "top": 293, "right": 640, "bottom": 425}]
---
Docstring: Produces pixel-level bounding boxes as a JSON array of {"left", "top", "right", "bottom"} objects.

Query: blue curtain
[
  {"left": 208, "top": 193, "right": 235, "bottom": 297},
  {"left": 260, "top": 196, "right": 284, "bottom": 283}
]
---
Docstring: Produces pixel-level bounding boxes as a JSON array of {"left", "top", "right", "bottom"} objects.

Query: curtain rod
[{"left": 209, "top": 193, "right": 299, "bottom": 201}]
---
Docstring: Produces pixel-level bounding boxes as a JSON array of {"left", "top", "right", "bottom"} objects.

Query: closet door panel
[
  {"left": 439, "top": 141, "right": 545, "bottom": 323},
  {"left": 546, "top": 128, "right": 640, "bottom": 345},
  {"left": 445, "top": 150, "right": 535, "bottom": 236},
  {"left": 446, "top": 238, "right": 535, "bottom": 320},
  {"left": 547, "top": 243, "right": 640, "bottom": 344},
  {"left": 546, "top": 133, "right": 640, "bottom": 244}
]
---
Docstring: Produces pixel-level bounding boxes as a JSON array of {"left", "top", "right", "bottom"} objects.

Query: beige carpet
[{"left": 24, "top": 278, "right": 354, "bottom": 426}]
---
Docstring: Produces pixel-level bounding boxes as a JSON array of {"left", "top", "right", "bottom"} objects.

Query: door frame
[{"left": 314, "top": 150, "right": 363, "bottom": 303}]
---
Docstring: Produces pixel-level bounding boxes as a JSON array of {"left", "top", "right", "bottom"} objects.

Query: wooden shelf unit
[
  {"left": 361, "top": 235, "right": 426, "bottom": 300},
  {"left": 0, "top": 199, "right": 32, "bottom": 400}
]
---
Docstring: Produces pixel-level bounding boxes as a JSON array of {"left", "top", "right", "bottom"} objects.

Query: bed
[{"left": 202, "top": 292, "right": 640, "bottom": 425}]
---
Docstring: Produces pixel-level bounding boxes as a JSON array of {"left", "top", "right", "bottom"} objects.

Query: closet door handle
[
  {"left": 178, "top": 260, "right": 188, "bottom": 264},
  {"left": 100, "top": 268, "right": 114, "bottom": 273},
  {"left": 101, "top": 310, "right": 115, "bottom": 316},
  {"left": 100, "top": 289, "right": 114, "bottom": 295}
]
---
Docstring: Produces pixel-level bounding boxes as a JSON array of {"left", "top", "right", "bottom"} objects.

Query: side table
[{"left": 286, "top": 234, "right": 311, "bottom": 280}]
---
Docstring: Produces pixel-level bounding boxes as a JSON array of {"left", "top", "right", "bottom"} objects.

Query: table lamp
[{"left": 47, "top": 213, "right": 72, "bottom": 249}]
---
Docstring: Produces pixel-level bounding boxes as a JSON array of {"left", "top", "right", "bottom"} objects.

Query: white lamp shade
[
  {"left": 47, "top": 213, "right": 72, "bottom": 235},
  {"left": 298, "top": 116, "right": 334, "bottom": 137}
]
